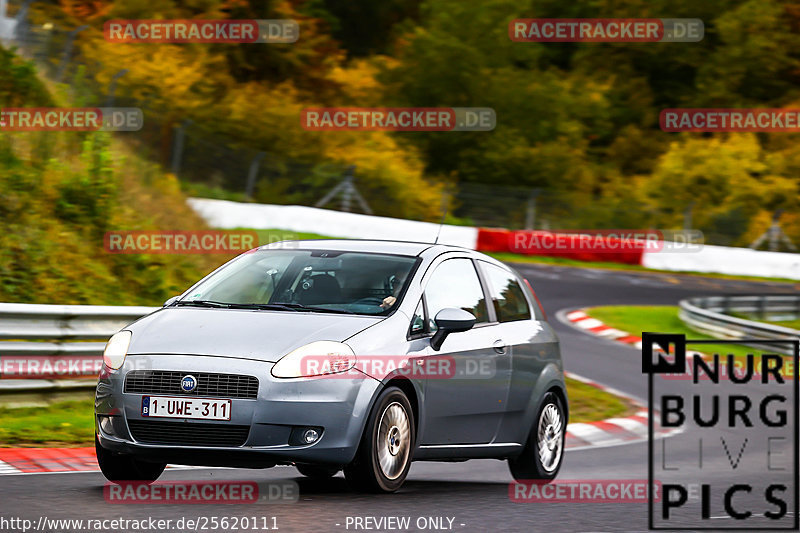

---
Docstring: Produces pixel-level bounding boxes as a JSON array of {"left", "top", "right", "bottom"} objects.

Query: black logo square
[{"left": 642, "top": 332, "right": 686, "bottom": 374}]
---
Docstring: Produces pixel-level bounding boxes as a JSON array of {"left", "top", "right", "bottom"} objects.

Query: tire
[
  {"left": 95, "top": 436, "right": 166, "bottom": 484},
  {"left": 344, "top": 387, "right": 415, "bottom": 493},
  {"left": 296, "top": 464, "right": 340, "bottom": 479},
  {"left": 508, "top": 392, "right": 566, "bottom": 482}
]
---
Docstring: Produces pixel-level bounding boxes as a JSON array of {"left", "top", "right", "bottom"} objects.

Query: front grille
[
  {"left": 128, "top": 420, "right": 250, "bottom": 447},
  {"left": 124, "top": 370, "right": 259, "bottom": 399}
]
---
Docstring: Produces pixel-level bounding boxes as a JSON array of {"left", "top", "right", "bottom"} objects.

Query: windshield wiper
[
  {"left": 264, "top": 302, "right": 351, "bottom": 314},
  {"left": 174, "top": 300, "right": 351, "bottom": 314},
  {"left": 173, "top": 300, "right": 231, "bottom": 308},
  {"left": 223, "top": 303, "right": 302, "bottom": 312}
]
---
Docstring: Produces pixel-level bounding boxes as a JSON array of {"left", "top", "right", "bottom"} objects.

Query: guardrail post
[
  {"left": 56, "top": 24, "right": 87, "bottom": 82},
  {"left": 170, "top": 119, "right": 192, "bottom": 177},
  {"left": 105, "top": 68, "right": 129, "bottom": 107},
  {"left": 245, "top": 151, "right": 266, "bottom": 199}
]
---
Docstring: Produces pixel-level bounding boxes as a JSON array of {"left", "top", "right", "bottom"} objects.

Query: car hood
[{"left": 125, "top": 307, "right": 380, "bottom": 362}]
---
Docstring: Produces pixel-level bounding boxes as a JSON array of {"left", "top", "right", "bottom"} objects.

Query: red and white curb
[
  {"left": 562, "top": 372, "right": 678, "bottom": 451},
  {"left": 563, "top": 309, "right": 708, "bottom": 361},
  {"left": 564, "top": 310, "right": 645, "bottom": 348},
  {"left": 559, "top": 309, "right": 684, "bottom": 449},
  {"left": 564, "top": 411, "right": 649, "bottom": 449},
  {"left": 0, "top": 447, "right": 97, "bottom": 475},
  {"left": 0, "top": 448, "right": 213, "bottom": 476}
]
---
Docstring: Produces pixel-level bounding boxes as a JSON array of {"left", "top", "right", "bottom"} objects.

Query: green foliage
[
  {"left": 318, "top": 0, "right": 422, "bottom": 57},
  {"left": 54, "top": 135, "right": 116, "bottom": 236},
  {"left": 374, "top": 0, "right": 800, "bottom": 242},
  {"left": 0, "top": 47, "right": 223, "bottom": 305},
  {"left": 646, "top": 134, "right": 800, "bottom": 246},
  {"left": 7, "top": 0, "right": 800, "bottom": 290},
  {"left": 0, "top": 131, "right": 222, "bottom": 305},
  {"left": 0, "top": 47, "right": 52, "bottom": 107}
]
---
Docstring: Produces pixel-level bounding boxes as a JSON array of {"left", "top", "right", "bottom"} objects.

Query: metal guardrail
[
  {"left": 0, "top": 303, "right": 157, "bottom": 393},
  {"left": 679, "top": 295, "right": 800, "bottom": 355},
  {"left": 0, "top": 303, "right": 156, "bottom": 341}
]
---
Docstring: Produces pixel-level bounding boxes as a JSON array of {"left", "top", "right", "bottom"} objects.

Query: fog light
[
  {"left": 303, "top": 429, "right": 320, "bottom": 444},
  {"left": 98, "top": 415, "right": 115, "bottom": 436}
]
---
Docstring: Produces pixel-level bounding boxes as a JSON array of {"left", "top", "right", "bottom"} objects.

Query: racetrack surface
[{"left": 1, "top": 264, "right": 796, "bottom": 533}]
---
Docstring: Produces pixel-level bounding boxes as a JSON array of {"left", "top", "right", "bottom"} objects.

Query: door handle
[{"left": 493, "top": 340, "right": 507, "bottom": 355}]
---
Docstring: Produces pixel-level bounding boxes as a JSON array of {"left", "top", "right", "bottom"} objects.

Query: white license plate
[{"left": 141, "top": 396, "right": 231, "bottom": 421}]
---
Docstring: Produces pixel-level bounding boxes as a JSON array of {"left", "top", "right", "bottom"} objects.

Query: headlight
[
  {"left": 271, "top": 341, "right": 356, "bottom": 378},
  {"left": 103, "top": 330, "right": 132, "bottom": 370}
]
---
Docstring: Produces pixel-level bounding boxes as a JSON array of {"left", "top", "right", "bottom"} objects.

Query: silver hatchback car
[{"left": 95, "top": 240, "right": 567, "bottom": 492}]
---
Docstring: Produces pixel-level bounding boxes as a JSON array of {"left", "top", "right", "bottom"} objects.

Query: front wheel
[
  {"left": 344, "top": 387, "right": 415, "bottom": 493},
  {"left": 508, "top": 392, "right": 565, "bottom": 481},
  {"left": 96, "top": 436, "right": 166, "bottom": 484}
]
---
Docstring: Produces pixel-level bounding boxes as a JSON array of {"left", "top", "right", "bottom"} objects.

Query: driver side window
[{"left": 424, "top": 258, "right": 489, "bottom": 332}]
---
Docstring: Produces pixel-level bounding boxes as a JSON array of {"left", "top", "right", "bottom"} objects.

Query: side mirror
[
  {"left": 163, "top": 296, "right": 180, "bottom": 307},
  {"left": 430, "top": 308, "right": 476, "bottom": 351}
]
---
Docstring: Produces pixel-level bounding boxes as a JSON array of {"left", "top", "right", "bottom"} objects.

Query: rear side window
[
  {"left": 425, "top": 258, "right": 489, "bottom": 331},
  {"left": 480, "top": 262, "right": 532, "bottom": 323}
]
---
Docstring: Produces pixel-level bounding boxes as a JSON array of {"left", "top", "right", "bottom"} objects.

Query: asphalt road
[{"left": 1, "top": 264, "right": 797, "bottom": 533}]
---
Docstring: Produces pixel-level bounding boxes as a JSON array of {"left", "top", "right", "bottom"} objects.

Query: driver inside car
[{"left": 380, "top": 267, "right": 408, "bottom": 310}]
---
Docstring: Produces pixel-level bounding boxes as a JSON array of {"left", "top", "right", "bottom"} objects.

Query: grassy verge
[
  {"left": 0, "top": 392, "right": 95, "bottom": 447},
  {"left": 565, "top": 377, "right": 634, "bottom": 422},
  {"left": 587, "top": 305, "right": 769, "bottom": 360},
  {"left": 488, "top": 252, "right": 799, "bottom": 284},
  {"left": 0, "top": 378, "right": 629, "bottom": 447},
  {"left": 773, "top": 319, "right": 800, "bottom": 329}
]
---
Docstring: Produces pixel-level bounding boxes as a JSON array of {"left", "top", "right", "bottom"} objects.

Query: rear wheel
[
  {"left": 508, "top": 392, "right": 565, "bottom": 481},
  {"left": 344, "top": 387, "right": 414, "bottom": 493},
  {"left": 95, "top": 436, "right": 166, "bottom": 484},
  {"left": 295, "top": 464, "right": 340, "bottom": 479}
]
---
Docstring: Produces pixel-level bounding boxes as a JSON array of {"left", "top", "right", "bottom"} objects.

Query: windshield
[{"left": 177, "top": 249, "right": 419, "bottom": 316}]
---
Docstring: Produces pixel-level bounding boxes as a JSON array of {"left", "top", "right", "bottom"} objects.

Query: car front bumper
[{"left": 95, "top": 354, "right": 381, "bottom": 467}]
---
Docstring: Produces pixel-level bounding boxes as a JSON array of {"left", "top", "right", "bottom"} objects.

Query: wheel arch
[
  {"left": 382, "top": 376, "right": 420, "bottom": 439},
  {"left": 518, "top": 363, "right": 568, "bottom": 444}
]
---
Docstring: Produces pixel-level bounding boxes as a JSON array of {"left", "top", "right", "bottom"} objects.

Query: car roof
[{"left": 263, "top": 239, "right": 469, "bottom": 257}]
